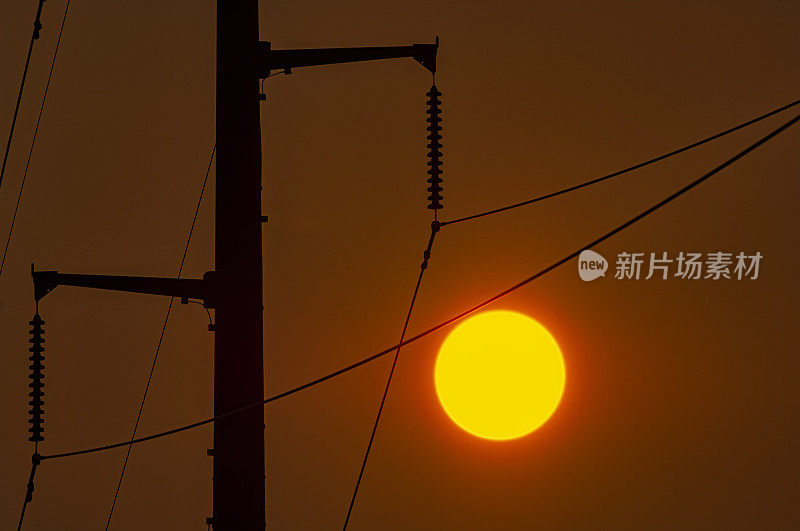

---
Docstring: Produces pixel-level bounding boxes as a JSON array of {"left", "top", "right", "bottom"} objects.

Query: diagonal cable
[
  {"left": 0, "top": 0, "right": 46, "bottom": 192},
  {"left": 13, "top": 6, "right": 68, "bottom": 529},
  {"left": 38, "top": 110, "right": 800, "bottom": 462},
  {"left": 441, "top": 97, "right": 800, "bottom": 226},
  {"left": 342, "top": 224, "right": 438, "bottom": 530},
  {"left": 0, "top": 0, "right": 71, "bottom": 279},
  {"left": 16, "top": 454, "right": 41, "bottom": 531},
  {"left": 104, "top": 146, "right": 215, "bottom": 530}
]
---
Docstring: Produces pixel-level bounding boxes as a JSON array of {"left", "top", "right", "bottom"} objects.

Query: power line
[
  {"left": 342, "top": 224, "right": 438, "bottom": 531},
  {"left": 16, "top": 454, "right": 41, "bottom": 531},
  {"left": 0, "top": 0, "right": 71, "bottom": 279},
  {"left": 14, "top": 4, "right": 69, "bottom": 529},
  {"left": 38, "top": 109, "right": 799, "bottom": 463},
  {"left": 104, "top": 146, "right": 215, "bottom": 530},
  {"left": 441, "top": 97, "right": 800, "bottom": 226},
  {"left": 1, "top": 0, "right": 47, "bottom": 192}
]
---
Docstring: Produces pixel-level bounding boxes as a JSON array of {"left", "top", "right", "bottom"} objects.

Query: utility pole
[
  {"left": 31, "top": 2, "right": 436, "bottom": 528},
  {"left": 214, "top": 1, "right": 265, "bottom": 528}
]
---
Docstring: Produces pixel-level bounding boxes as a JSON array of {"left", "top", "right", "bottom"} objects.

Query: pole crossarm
[
  {"left": 31, "top": 266, "right": 216, "bottom": 307},
  {"left": 257, "top": 38, "right": 438, "bottom": 78}
]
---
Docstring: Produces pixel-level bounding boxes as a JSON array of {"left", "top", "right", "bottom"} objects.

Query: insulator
[
  {"left": 425, "top": 84, "right": 443, "bottom": 211},
  {"left": 28, "top": 313, "right": 45, "bottom": 443}
]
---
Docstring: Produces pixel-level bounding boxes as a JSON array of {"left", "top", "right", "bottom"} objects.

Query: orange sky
[{"left": 1, "top": 1, "right": 799, "bottom": 529}]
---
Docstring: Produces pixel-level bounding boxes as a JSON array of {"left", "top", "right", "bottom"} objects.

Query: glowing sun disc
[{"left": 434, "top": 310, "right": 565, "bottom": 440}]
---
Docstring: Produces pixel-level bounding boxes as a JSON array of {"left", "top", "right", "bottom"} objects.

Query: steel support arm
[
  {"left": 31, "top": 266, "right": 216, "bottom": 307},
  {"left": 257, "top": 38, "right": 438, "bottom": 78}
]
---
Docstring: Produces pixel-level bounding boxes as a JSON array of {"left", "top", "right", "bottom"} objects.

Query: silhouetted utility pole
[
  {"left": 214, "top": 1, "right": 265, "bottom": 528},
  {"left": 32, "top": 1, "right": 436, "bottom": 529}
]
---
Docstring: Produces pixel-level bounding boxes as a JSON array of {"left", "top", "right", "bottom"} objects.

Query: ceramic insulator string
[
  {"left": 426, "top": 84, "right": 443, "bottom": 213},
  {"left": 28, "top": 313, "right": 45, "bottom": 443}
]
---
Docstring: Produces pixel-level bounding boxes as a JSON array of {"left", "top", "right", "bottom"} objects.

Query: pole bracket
[
  {"left": 31, "top": 265, "right": 217, "bottom": 308},
  {"left": 257, "top": 37, "right": 438, "bottom": 79}
]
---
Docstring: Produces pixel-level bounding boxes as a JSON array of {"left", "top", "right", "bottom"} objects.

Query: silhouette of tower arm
[
  {"left": 257, "top": 38, "right": 438, "bottom": 77},
  {"left": 31, "top": 267, "right": 215, "bottom": 306}
]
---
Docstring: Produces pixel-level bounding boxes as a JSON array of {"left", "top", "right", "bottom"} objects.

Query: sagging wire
[
  {"left": 440, "top": 96, "right": 800, "bottom": 226},
  {"left": 34, "top": 110, "right": 800, "bottom": 464}
]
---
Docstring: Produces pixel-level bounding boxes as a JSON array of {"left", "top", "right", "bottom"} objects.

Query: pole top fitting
[
  {"left": 31, "top": 265, "right": 58, "bottom": 302},
  {"left": 412, "top": 37, "right": 438, "bottom": 74}
]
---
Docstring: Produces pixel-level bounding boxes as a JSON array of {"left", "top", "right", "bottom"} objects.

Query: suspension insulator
[
  {"left": 28, "top": 313, "right": 45, "bottom": 443},
  {"left": 426, "top": 84, "right": 443, "bottom": 211}
]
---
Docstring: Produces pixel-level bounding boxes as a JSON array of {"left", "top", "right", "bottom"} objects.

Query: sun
[{"left": 434, "top": 310, "right": 565, "bottom": 441}]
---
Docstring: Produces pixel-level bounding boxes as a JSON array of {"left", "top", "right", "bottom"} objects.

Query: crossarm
[
  {"left": 31, "top": 267, "right": 215, "bottom": 307},
  {"left": 258, "top": 39, "right": 438, "bottom": 78}
]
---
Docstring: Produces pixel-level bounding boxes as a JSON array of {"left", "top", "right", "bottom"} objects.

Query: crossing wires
[
  {"left": 344, "top": 79, "right": 444, "bottom": 529},
  {"left": 7, "top": 12, "right": 798, "bottom": 521},
  {"left": 343, "top": 223, "right": 439, "bottom": 530},
  {"left": 33, "top": 108, "right": 800, "bottom": 466}
]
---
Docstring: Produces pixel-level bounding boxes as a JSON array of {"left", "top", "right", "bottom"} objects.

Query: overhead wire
[
  {"left": 0, "top": 0, "right": 71, "bottom": 279},
  {"left": 1, "top": 0, "right": 46, "bottom": 192},
  {"left": 103, "top": 146, "right": 215, "bottom": 530},
  {"left": 13, "top": 4, "right": 70, "bottom": 530},
  {"left": 4, "top": 14, "right": 796, "bottom": 527},
  {"left": 37, "top": 110, "right": 800, "bottom": 463},
  {"left": 342, "top": 76, "right": 445, "bottom": 529},
  {"left": 342, "top": 223, "right": 439, "bottom": 531},
  {"left": 16, "top": 454, "right": 41, "bottom": 531},
  {"left": 441, "top": 97, "right": 800, "bottom": 226}
]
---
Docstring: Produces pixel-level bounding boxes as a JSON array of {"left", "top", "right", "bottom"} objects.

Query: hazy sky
[{"left": 1, "top": 1, "right": 799, "bottom": 529}]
